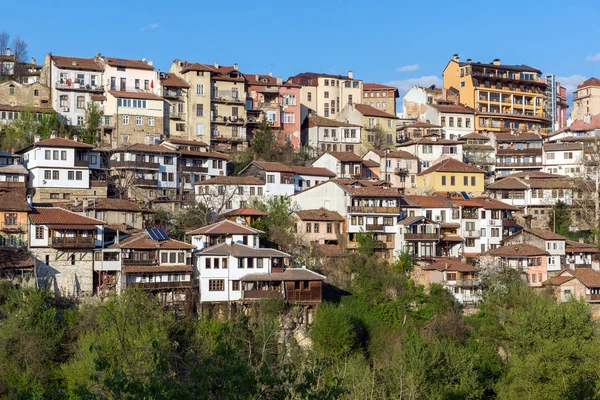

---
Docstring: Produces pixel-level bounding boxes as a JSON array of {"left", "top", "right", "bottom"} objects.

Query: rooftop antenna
[{"left": 269, "top": 62, "right": 274, "bottom": 75}]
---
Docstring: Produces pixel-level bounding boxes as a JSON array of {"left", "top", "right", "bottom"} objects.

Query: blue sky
[{"left": 3, "top": 0, "right": 600, "bottom": 96}]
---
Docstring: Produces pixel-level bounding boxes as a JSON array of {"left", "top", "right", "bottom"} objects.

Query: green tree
[
  {"left": 251, "top": 120, "right": 276, "bottom": 161},
  {"left": 356, "top": 231, "right": 376, "bottom": 257},
  {"left": 311, "top": 303, "right": 361, "bottom": 358},
  {"left": 250, "top": 195, "right": 298, "bottom": 251},
  {"left": 79, "top": 101, "right": 103, "bottom": 144},
  {"left": 1, "top": 110, "right": 37, "bottom": 151}
]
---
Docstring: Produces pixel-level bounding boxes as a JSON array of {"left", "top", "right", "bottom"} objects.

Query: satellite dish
[{"left": 236, "top": 216, "right": 246, "bottom": 225}]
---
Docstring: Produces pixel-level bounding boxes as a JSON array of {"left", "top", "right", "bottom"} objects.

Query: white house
[
  {"left": 542, "top": 142, "right": 587, "bottom": 177},
  {"left": 42, "top": 54, "right": 104, "bottom": 126},
  {"left": 17, "top": 136, "right": 104, "bottom": 202},
  {"left": 238, "top": 161, "right": 295, "bottom": 196},
  {"left": 292, "top": 165, "right": 336, "bottom": 192},
  {"left": 304, "top": 114, "right": 362, "bottom": 155},
  {"left": 196, "top": 176, "right": 266, "bottom": 213},
  {"left": 312, "top": 151, "right": 367, "bottom": 179},
  {"left": 396, "top": 137, "right": 463, "bottom": 171},
  {"left": 363, "top": 149, "right": 419, "bottom": 191},
  {"left": 186, "top": 220, "right": 263, "bottom": 250}
]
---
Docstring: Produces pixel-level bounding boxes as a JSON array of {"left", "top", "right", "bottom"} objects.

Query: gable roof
[
  {"left": 103, "top": 56, "right": 154, "bottom": 70},
  {"left": 251, "top": 161, "right": 294, "bottom": 173},
  {"left": 196, "top": 176, "right": 264, "bottom": 186},
  {"left": 115, "top": 231, "right": 195, "bottom": 250},
  {"left": 16, "top": 137, "right": 94, "bottom": 154},
  {"left": 460, "top": 132, "right": 490, "bottom": 141},
  {"left": 430, "top": 104, "right": 475, "bottom": 114},
  {"left": 0, "top": 188, "right": 30, "bottom": 212},
  {"left": 199, "top": 242, "right": 290, "bottom": 258},
  {"left": 29, "top": 207, "right": 104, "bottom": 225},
  {"left": 486, "top": 177, "right": 529, "bottom": 190},
  {"left": 553, "top": 268, "right": 600, "bottom": 288},
  {"left": 419, "top": 158, "right": 484, "bottom": 175},
  {"left": 162, "top": 138, "right": 208, "bottom": 147},
  {"left": 325, "top": 151, "right": 364, "bottom": 162},
  {"left": 566, "top": 240, "right": 600, "bottom": 254},
  {"left": 354, "top": 104, "right": 399, "bottom": 119},
  {"left": 423, "top": 258, "right": 479, "bottom": 272},
  {"left": 370, "top": 150, "right": 418, "bottom": 160},
  {"left": 307, "top": 114, "right": 362, "bottom": 128},
  {"left": 402, "top": 195, "right": 451, "bottom": 208},
  {"left": 116, "top": 143, "right": 178, "bottom": 154},
  {"left": 494, "top": 132, "right": 542, "bottom": 142},
  {"left": 577, "top": 77, "right": 600, "bottom": 89},
  {"left": 241, "top": 268, "right": 327, "bottom": 282},
  {"left": 294, "top": 208, "right": 344, "bottom": 221},
  {"left": 159, "top": 73, "right": 190, "bottom": 88},
  {"left": 521, "top": 228, "right": 566, "bottom": 241},
  {"left": 222, "top": 207, "right": 268, "bottom": 217},
  {"left": 487, "top": 243, "right": 549, "bottom": 257},
  {"left": 52, "top": 56, "right": 103, "bottom": 71},
  {"left": 363, "top": 83, "right": 398, "bottom": 91},
  {"left": 186, "top": 220, "right": 263, "bottom": 235},
  {"left": 293, "top": 166, "right": 336, "bottom": 177}
]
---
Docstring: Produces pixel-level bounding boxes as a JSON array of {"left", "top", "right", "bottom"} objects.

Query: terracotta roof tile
[
  {"left": 29, "top": 207, "right": 104, "bottom": 225},
  {"left": 354, "top": 104, "right": 399, "bottom": 119},
  {"left": 294, "top": 208, "right": 344, "bottom": 221},
  {"left": 424, "top": 258, "right": 479, "bottom": 272},
  {"left": 494, "top": 132, "right": 542, "bottom": 142},
  {"left": 186, "top": 220, "right": 263, "bottom": 235},
  {"left": 222, "top": 207, "right": 268, "bottom": 217},
  {"left": 325, "top": 151, "right": 364, "bottom": 162},
  {"left": 430, "top": 104, "right": 475, "bottom": 114},
  {"left": 460, "top": 132, "right": 490, "bottom": 140},
  {"left": 116, "top": 231, "right": 194, "bottom": 249},
  {"left": 577, "top": 77, "right": 600, "bottom": 89},
  {"left": 241, "top": 268, "right": 326, "bottom": 281},
  {"left": 178, "top": 149, "right": 230, "bottom": 160},
  {"left": 363, "top": 83, "right": 398, "bottom": 91},
  {"left": 486, "top": 177, "right": 529, "bottom": 190},
  {"left": 362, "top": 159, "right": 379, "bottom": 168},
  {"left": 403, "top": 195, "right": 451, "bottom": 208},
  {"left": 487, "top": 243, "right": 549, "bottom": 257},
  {"left": 103, "top": 57, "right": 154, "bottom": 70},
  {"left": 293, "top": 166, "right": 336, "bottom": 177},
  {"left": 566, "top": 240, "right": 600, "bottom": 253},
  {"left": 544, "top": 143, "right": 584, "bottom": 152},
  {"left": 163, "top": 138, "right": 208, "bottom": 147},
  {"left": 499, "top": 171, "right": 563, "bottom": 180},
  {"left": 90, "top": 94, "right": 106, "bottom": 102},
  {"left": 52, "top": 56, "right": 103, "bottom": 71},
  {"left": 419, "top": 158, "right": 484, "bottom": 175},
  {"left": 0, "top": 188, "right": 30, "bottom": 212},
  {"left": 117, "top": 143, "right": 178, "bottom": 154},
  {"left": 252, "top": 161, "right": 294, "bottom": 173},
  {"left": 519, "top": 228, "right": 566, "bottom": 241},
  {"left": 17, "top": 137, "right": 94, "bottom": 155},
  {"left": 159, "top": 73, "right": 190, "bottom": 88},
  {"left": 556, "top": 268, "right": 600, "bottom": 288},
  {"left": 307, "top": 115, "right": 361, "bottom": 128}
]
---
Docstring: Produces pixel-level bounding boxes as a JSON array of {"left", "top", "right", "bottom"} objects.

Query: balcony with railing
[
  {"left": 585, "top": 294, "right": 600, "bottom": 303},
  {"left": 1, "top": 223, "right": 27, "bottom": 233},
  {"left": 404, "top": 232, "right": 440, "bottom": 241},
  {"left": 163, "top": 89, "right": 183, "bottom": 99},
  {"left": 349, "top": 206, "right": 399, "bottom": 214},
  {"left": 123, "top": 258, "right": 158, "bottom": 266},
  {"left": 496, "top": 161, "right": 542, "bottom": 168},
  {"left": 212, "top": 90, "right": 244, "bottom": 103},
  {"left": 365, "top": 224, "right": 384, "bottom": 232},
  {"left": 128, "top": 281, "right": 194, "bottom": 290},
  {"left": 169, "top": 111, "right": 186, "bottom": 120},
  {"left": 211, "top": 115, "right": 245, "bottom": 124},
  {"left": 112, "top": 160, "right": 160, "bottom": 170},
  {"left": 180, "top": 164, "right": 209, "bottom": 173},
  {"left": 55, "top": 82, "right": 104, "bottom": 92},
  {"left": 446, "top": 279, "right": 481, "bottom": 287},
  {"left": 49, "top": 236, "right": 95, "bottom": 249}
]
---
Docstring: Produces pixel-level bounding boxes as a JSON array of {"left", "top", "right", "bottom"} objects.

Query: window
[
  {"left": 36, "top": 226, "right": 44, "bottom": 239},
  {"left": 450, "top": 176, "right": 455, "bottom": 185},
  {"left": 120, "top": 77, "right": 126, "bottom": 90},
  {"left": 52, "top": 170, "right": 59, "bottom": 180},
  {"left": 209, "top": 279, "right": 224, "bottom": 291},
  {"left": 324, "top": 104, "right": 329, "bottom": 117},
  {"left": 4, "top": 213, "right": 16, "bottom": 225},
  {"left": 196, "top": 84, "right": 204, "bottom": 95},
  {"left": 59, "top": 95, "right": 68, "bottom": 108},
  {"left": 457, "top": 118, "right": 462, "bottom": 128},
  {"left": 267, "top": 174, "right": 275, "bottom": 183},
  {"left": 442, "top": 176, "right": 447, "bottom": 185},
  {"left": 135, "top": 79, "right": 140, "bottom": 89},
  {"left": 491, "top": 228, "right": 500, "bottom": 237},
  {"left": 306, "top": 223, "right": 311, "bottom": 233},
  {"left": 53, "top": 150, "right": 59, "bottom": 160},
  {"left": 68, "top": 171, "right": 74, "bottom": 180},
  {"left": 258, "top": 187, "right": 263, "bottom": 196},
  {"left": 465, "top": 118, "right": 471, "bottom": 128},
  {"left": 326, "top": 223, "right": 333, "bottom": 233},
  {"left": 122, "top": 115, "right": 129, "bottom": 125},
  {"left": 348, "top": 94, "right": 353, "bottom": 104},
  {"left": 465, "top": 238, "right": 475, "bottom": 247},
  {"left": 9, "top": 85, "right": 15, "bottom": 95},
  {"left": 283, "top": 112, "right": 295, "bottom": 124},
  {"left": 324, "top": 91, "right": 329, "bottom": 99},
  {"left": 471, "top": 176, "right": 476, "bottom": 186},
  {"left": 307, "top": 92, "right": 312, "bottom": 101},
  {"left": 232, "top": 280, "right": 240, "bottom": 291},
  {"left": 164, "top": 157, "right": 173, "bottom": 165},
  {"left": 136, "top": 116, "right": 143, "bottom": 126},
  {"left": 266, "top": 110, "right": 276, "bottom": 122},
  {"left": 314, "top": 223, "right": 320, "bottom": 233},
  {"left": 60, "top": 151, "right": 67, "bottom": 160},
  {"left": 44, "top": 170, "right": 51, "bottom": 180},
  {"left": 76, "top": 171, "right": 82, "bottom": 180},
  {"left": 77, "top": 116, "right": 84, "bottom": 126},
  {"left": 148, "top": 116, "right": 154, "bottom": 126},
  {"left": 449, "top": 117, "right": 454, "bottom": 127},
  {"left": 77, "top": 96, "right": 85, "bottom": 109}
]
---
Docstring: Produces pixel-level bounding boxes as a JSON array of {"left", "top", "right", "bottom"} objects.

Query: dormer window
[{"left": 9, "top": 85, "right": 14, "bottom": 95}]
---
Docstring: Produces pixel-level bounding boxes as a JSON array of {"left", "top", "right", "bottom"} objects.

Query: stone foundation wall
[
  {"left": 33, "top": 186, "right": 108, "bottom": 202},
  {"left": 31, "top": 248, "right": 94, "bottom": 297}
]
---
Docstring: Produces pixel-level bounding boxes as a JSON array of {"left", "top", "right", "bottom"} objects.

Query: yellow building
[
  {"left": 362, "top": 83, "right": 399, "bottom": 115},
  {"left": 443, "top": 54, "right": 550, "bottom": 134},
  {"left": 159, "top": 72, "right": 190, "bottom": 140},
  {"left": 571, "top": 77, "right": 600, "bottom": 121},
  {"left": 417, "top": 158, "right": 485, "bottom": 195},
  {"left": 354, "top": 104, "right": 398, "bottom": 153}
]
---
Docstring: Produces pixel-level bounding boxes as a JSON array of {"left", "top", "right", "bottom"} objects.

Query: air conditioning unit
[
  {"left": 489, "top": 220, "right": 496, "bottom": 225},
  {"left": 62, "top": 107, "right": 69, "bottom": 112}
]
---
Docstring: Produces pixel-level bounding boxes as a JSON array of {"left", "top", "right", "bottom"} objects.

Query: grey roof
[
  {"left": 198, "top": 242, "right": 291, "bottom": 258},
  {"left": 0, "top": 164, "right": 28, "bottom": 175},
  {"left": 241, "top": 268, "right": 327, "bottom": 282}
]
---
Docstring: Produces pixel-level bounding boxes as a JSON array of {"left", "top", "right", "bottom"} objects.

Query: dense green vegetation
[{"left": 2, "top": 254, "right": 600, "bottom": 399}]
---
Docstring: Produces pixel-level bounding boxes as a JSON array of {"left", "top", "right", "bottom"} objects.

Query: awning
[{"left": 49, "top": 224, "right": 97, "bottom": 230}]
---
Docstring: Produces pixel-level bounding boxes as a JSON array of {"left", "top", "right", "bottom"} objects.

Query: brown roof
[
  {"left": 29, "top": 207, "right": 104, "bottom": 225},
  {"left": 178, "top": 149, "right": 230, "bottom": 160},
  {"left": 398, "top": 138, "right": 460, "bottom": 147},
  {"left": 252, "top": 161, "right": 294, "bottom": 173},
  {"left": 544, "top": 143, "right": 584, "bottom": 152},
  {"left": 325, "top": 151, "right": 364, "bottom": 162},
  {"left": 52, "top": 56, "right": 103, "bottom": 71},
  {"left": 487, "top": 243, "right": 549, "bottom": 257},
  {"left": 62, "top": 198, "right": 150, "bottom": 213},
  {"left": 445, "top": 197, "right": 520, "bottom": 211},
  {"left": 244, "top": 74, "right": 280, "bottom": 86},
  {"left": 419, "top": 158, "right": 484, "bottom": 175},
  {"left": 354, "top": 104, "right": 399, "bottom": 119},
  {"left": 494, "top": 132, "right": 542, "bottom": 142},
  {"left": 315, "top": 244, "right": 346, "bottom": 257},
  {"left": 307, "top": 115, "right": 361, "bottom": 128},
  {"left": 293, "top": 166, "right": 336, "bottom": 177},
  {"left": 117, "top": 143, "right": 178, "bottom": 154},
  {"left": 103, "top": 57, "right": 154, "bottom": 70},
  {"left": 561, "top": 115, "right": 600, "bottom": 132},
  {"left": 577, "top": 77, "right": 600, "bottom": 89},
  {"left": 295, "top": 208, "right": 344, "bottom": 221},
  {"left": 497, "top": 148, "right": 542, "bottom": 156},
  {"left": 164, "top": 138, "right": 208, "bottom": 147},
  {"left": 17, "top": 137, "right": 94, "bottom": 154},
  {"left": 430, "top": 104, "right": 475, "bottom": 114},
  {"left": 222, "top": 207, "right": 268, "bottom": 217},
  {"left": 0, "top": 249, "right": 35, "bottom": 270},
  {"left": 499, "top": 171, "right": 563, "bottom": 180},
  {"left": 371, "top": 150, "right": 418, "bottom": 160},
  {"left": 334, "top": 179, "right": 402, "bottom": 198},
  {"left": 0, "top": 188, "right": 30, "bottom": 212},
  {"left": 543, "top": 275, "right": 575, "bottom": 286},
  {"left": 200, "top": 242, "right": 290, "bottom": 258},
  {"left": 108, "top": 91, "right": 163, "bottom": 101},
  {"left": 123, "top": 265, "right": 192, "bottom": 274},
  {"left": 488, "top": 177, "right": 572, "bottom": 191},
  {"left": 521, "top": 228, "right": 566, "bottom": 241},
  {"left": 566, "top": 240, "right": 600, "bottom": 254},
  {"left": 179, "top": 62, "right": 215, "bottom": 73},
  {"left": 424, "top": 258, "right": 479, "bottom": 272},
  {"left": 486, "top": 177, "right": 529, "bottom": 190},
  {"left": 397, "top": 121, "right": 442, "bottom": 130},
  {"left": 527, "top": 179, "right": 572, "bottom": 189},
  {"left": 241, "top": 268, "right": 326, "bottom": 282},
  {"left": 362, "top": 159, "right": 379, "bottom": 168},
  {"left": 116, "top": 232, "right": 194, "bottom": 249},
  {"left": 186, "top": 220, "right": 263, "bottom": 235},
  {"left": 90, "top": 94, "right": 107, "bottom": 102},
  {"left": 556, "top": 268, "right": 600, "bottom": 288},
  {"left": 363, "top": 83, "right": 398, "bottom": 91},
  {"left": 403, "top": 195, "right": 451, "bottom": 208},
  {"left": 159, "top": 73, "right": 190, "bottom": 88},
  {"left": 460, "top": 132, "right": 490, "bottom": 141}
]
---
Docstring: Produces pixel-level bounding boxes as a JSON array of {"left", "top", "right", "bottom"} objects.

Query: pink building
[
  {"left": 244, "top": 74, "right": 302, "bottom": 149},
  {"left": 556, "top": 81, "right": 568, "bottom": 129}
]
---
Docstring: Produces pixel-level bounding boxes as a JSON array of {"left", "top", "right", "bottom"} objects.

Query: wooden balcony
[
  {"left": 446, "top": 279, "right": 481, "bottom": 287},
  {"left": 122, "top": 258, "right": 158, "bottom": 266},
  {"left": 586, "top": 294, "right": 600, "bottom": 303},
  {"left": 365, "top": 224, "right": 384, "bottom": 231},
  {"left": 496, "top": 161, "right": 542, "bottom": 168},
  {"left": 50, "top": 236, "right": 95, "bottom": 249},
  {"left": 180, "top": 165, "right": 209, "bottom": 173},
  {"left": 242, "top": 290, "right": 284, "bottom": 300},
  {"left": 128, "top": 281, "right": 193, "bottom": 290},
  {"left": 74, "top": 159, "right": 89, "bottom": 167},
  {"left": 404, "top": 233, "right": 439, "bottom": 241},
  {"left": 349, "top": 206, "right": 399, "bottom": 214},
  {"left": 286, "top": 288, "right": 322, "bottom": 302},
  {"left": 1, "top": 224, "right": 27, "bottom": 233},
  {"left": 503, "top": 218, "right": 518, "bottom": 227},
  {"left": 0, "top": 181, "right": 26, "bottom": 188},
  {"left": 112, "top": 161, "right": 160, "bottom": 170},
  {"left": 133, "top": 178, "right": 158, "bottom": 187}
]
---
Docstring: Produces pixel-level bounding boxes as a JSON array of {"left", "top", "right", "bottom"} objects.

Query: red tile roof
[
  {"left": 186, "top": 220, "right": 263, "bottom": 235},
  {"left": 123, "top": 265, "right": 192, "bottom": 274},
  {"left": 418, "top": 158, "right": 484, "bottom": 175},
  {"left": 196, "top": 176, "right": 263, "bottom": 186},
  {"left": 103, "top": 57, "right": 154, "bottom": 70},
  {"left": 566, "top": 240, "right": 600, "bottom": 254},
  {"left": 403, "top": 195, "right": 451, "bottom": 208},
  {"left": 222, "top": 207, "right": 268, "bottom": 217},
  {"left": 430, "top": 104, "right": 475, "bottom": 114},
  {"left": 325, "top": 151, "right": 364, "bottom": 162},
  {"left": 244, "top": 74, "right": 280, "bottom": 86},
  {"left": 0, "top": 249, "right": 35, "bottom": 270},
  {"left": 371, "top": 150, "right": 418, "bottom": 160},
  {"left": 460, "top": 132, "right": 490, "bottom": 141},
  {"left": 553, "top": 268, "right": 600, "bottom": 288},
  {"left": 0, "top": 188, "right": 30, "bottom": 212},
  {"left": 252, "top": 161, "right": 294, "bottom": 173},
  {"left": 294, "top": 208, "right": 344, "bottom": 221},
  {"left": 178, "top": 149, "right": 230, "bottom": 160},
  {"left": 117, "top": 143, "right": 178, "bottom": 154},
  {"left": 354, "top": 104, "right": 399, "bottom": 119},
  {"left": 159, "top": 73, "right": 190, "bottom": 88},
  {"left": 163, "top": 138, "right": 208, "bottom": 147},
  {"left": 108, "top": 91, "right": 163, "bottom": 101},
  {"left": 52, "top": 56, "right": 103, "bottom": 71},
  {"left": 487, "top": 243, "right": 549, "bottom": 257},
  {"left": 363, "top": 83, "right": 398, "bottom": 91},
  {"left": 424, "top": 258, "right": 479, "bottom": 272},
  {"left": 562, "top": 114, "right": 600, "bottom": 132},
  {"left": 362, "top": 159, "right": 379, "bottom": 168},
  {"left": 293, "top": 166, "right": 336, "bottom": 177},
  {"left": 116, "top": 231, "right": 194, "bottom": 249},
  {"left": 494, "top": 132, "right": 542, "bottom": 142},
  {"left": 520, "top": 228, "right": 566, "bottom": 241},
  {"left": 577, "top": 77, "right": 600, "bottom": 89},
  {"left": 29, "top": 207, "right": 104, "bottom": 225},
  {"left": 307, "top": 114, "right": 362, "bottom": 128},
  {"left": 18, "top": 137, "right": 94, "bottom": 154}
]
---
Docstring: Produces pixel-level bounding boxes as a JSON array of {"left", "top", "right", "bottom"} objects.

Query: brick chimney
[
  {"left": 348, "top": 71, "right": 353, "bottom": 79},
  {"left": 453, "top": 54, "right": 459, "bottom": 62},
  {"left": 5, "top": 48, "right": 11, "bottom": 57},
  {"left": 233, "top": 63, "right": 238, "bottom": 70},
  {"left": 492, "top": 58, "right": 501, "bottom": 66}
]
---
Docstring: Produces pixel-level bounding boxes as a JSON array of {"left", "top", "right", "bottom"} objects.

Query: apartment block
[
  {"left": 362, "top": 83, "right": 399, "bottom": 115},
  {"left": 571, "top": 77, "right": 600, "bottom": 121},
  {"left": 160, "top": 72, "right": 190, "bottom": 140}
]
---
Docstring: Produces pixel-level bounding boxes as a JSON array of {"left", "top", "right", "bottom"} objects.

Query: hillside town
[{"left": 2, "top": 41, "right": 600, "bottom": 310}]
